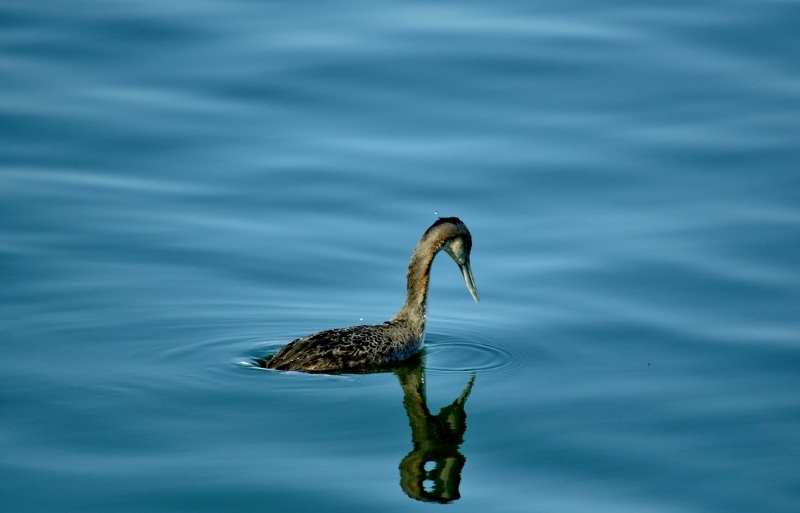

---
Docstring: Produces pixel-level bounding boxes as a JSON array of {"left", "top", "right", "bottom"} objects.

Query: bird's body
[{"left": 266, "top": 217, "right": 479, "bottom": 372}]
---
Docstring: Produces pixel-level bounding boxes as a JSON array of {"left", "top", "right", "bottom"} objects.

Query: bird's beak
[{"left": 459, "top": 259, "right": 480, "bottom": 303}]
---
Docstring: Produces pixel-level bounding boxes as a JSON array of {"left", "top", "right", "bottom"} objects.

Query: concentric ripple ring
[{"left": 423, "top": 333, "right": 525, "bottom": 375}]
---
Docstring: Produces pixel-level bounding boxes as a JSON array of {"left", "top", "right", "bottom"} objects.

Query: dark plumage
[{"left": 266, "top": 217, "right": 479, "bottom": 372}]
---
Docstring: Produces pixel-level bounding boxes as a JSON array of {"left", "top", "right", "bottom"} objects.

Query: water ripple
[
  {"left": 231, "top": 330, "right": 526, "bottom": 377},
  {"left": 424, "top": 331, "right": 525, "bottom": 375}
]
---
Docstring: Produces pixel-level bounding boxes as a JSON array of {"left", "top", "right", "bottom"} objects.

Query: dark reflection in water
[
  {"left": 255, "top": 353, "right": 473, "bottom": 503},
  {"left": 395, "top": 360, "right": 474, "bottom": 504}
]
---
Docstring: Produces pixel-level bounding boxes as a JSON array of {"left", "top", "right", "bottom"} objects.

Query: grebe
[{"left": 266, "top": 217, "right": 479, "bottom": 372}]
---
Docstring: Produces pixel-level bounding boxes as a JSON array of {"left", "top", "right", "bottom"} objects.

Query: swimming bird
[{"left": 266, "top": 217, "right": 479, "bottom": 372}]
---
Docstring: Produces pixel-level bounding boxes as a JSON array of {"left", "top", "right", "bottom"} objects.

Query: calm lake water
[{"left": 2, "top": 1, "right": 799, "bottom": 511}]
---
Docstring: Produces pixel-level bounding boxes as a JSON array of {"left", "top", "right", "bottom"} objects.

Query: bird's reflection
[
  {"left": 391, "top": 355, "right": 474, "bottom": 503},
  {"left": 257, "top": 352, "right": 474, "bottom": 503}
]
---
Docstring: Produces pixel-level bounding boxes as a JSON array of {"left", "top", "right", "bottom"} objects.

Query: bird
[{"left": 265, "top": 217, "right": 479, "bottom": 372}]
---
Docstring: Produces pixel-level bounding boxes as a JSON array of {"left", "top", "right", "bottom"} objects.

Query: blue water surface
[{"left": 1, "top": 1, "right": 799, "bottom": 512}]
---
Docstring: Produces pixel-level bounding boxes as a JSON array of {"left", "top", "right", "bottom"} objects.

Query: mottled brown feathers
[{"left": 266, "top": 322, "right": 420, "bottom": 372}]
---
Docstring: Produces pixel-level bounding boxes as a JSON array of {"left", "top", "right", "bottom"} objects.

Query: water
[{"left": 1, "top": 0, "right": 799, "bottom": 511}]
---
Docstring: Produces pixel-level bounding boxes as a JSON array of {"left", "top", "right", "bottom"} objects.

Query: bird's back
[{"left": 266, "top": 321, "right": 421, "bottom": 372}]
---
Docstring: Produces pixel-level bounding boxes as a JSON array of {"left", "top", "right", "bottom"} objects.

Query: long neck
[{"left": 392, "top": 229, "right": 449, "bottom": 330}]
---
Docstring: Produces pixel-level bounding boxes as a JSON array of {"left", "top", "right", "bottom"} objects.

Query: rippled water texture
[{"left": 1, "top": 1, "right": 799, "bottom": 512}]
